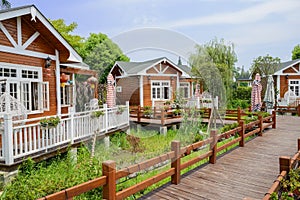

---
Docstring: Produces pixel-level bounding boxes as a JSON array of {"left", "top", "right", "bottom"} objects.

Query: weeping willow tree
[
  {"left": 201, "top": 38, "right": 237, "bottom": 101},
  {"left": 190, "top": 44, "right": 227, "bottom": 131}
]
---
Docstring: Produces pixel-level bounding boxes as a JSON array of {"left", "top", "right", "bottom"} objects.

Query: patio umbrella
[
  {"left": 263, "top": 75, "right": 275, "bottom": 110},
  {"left": 106, "top": 73, "right": 115, "bottom": 108},
  {"left": 251, "top": 73, "right": 262, "bottom": 112}
]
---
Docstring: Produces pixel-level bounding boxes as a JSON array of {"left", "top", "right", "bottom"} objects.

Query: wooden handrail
[{"left": 40, "top": 113, "right": 276, "bottom": 200}]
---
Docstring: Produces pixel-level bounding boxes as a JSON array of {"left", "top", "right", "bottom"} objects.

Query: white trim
[
  {"left": 150, "top": 80, "right": 171, "bottom": 101},
  {"left": 0, "top": 44, "right": 56, "bottom": 60},
  {"left": 274, "top": 60, "right": 300, "bottom": 75},
  {"left": 22, "top": 32, "right": 40, "bottom": 49},
  {"left": 55, "top": 50, "right": 61, "bottom": 115},
  {"left": 17, "top": 17, "right": 22, "bottom": 46},
  {"left": 109, "top": 63, "right": 127, "bottom": 76},
  {"left": 139, "top": 75, "right": 144, "bottom": 107},
  {"left": 35, "top": 10, "right": 82, "bottom": 63},
  {"left": 0, "top": 62, "right": 42, "bottom": 81},
  {"left": 276, "top": 75, "right": 280, "bottom": 99},
  {"left": 0, "top": 7, "right": 31, "bottom": 21},
  {"left": 0, "top": 21, "right": 18, "bottom": 47},
  {"left": 291, "top": 66, "right": 299, "bottom": 73}
]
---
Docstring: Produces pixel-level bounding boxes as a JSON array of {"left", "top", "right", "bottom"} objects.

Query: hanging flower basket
[{"left": 40, "top": 117, "right": 60, "bottom": 129}]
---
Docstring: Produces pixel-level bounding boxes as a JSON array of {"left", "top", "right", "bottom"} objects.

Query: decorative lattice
[{"left": 0, "top": 92, "right": 28, "bottom": 121}]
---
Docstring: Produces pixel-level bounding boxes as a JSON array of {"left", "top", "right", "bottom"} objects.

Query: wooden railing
[
  {"left": 275, "top": 104, "right": 300, "bottom": 116},
  {"left": 39, "top": 112, "right": 276, "bottom": 200},
  {"left": 263, "top": 138, "right": 300, "bottom": 200},
  {"left": 1, "top": 103, "right": 130, "bottom": 165},
  {"left": 130, "top": 106, "right": 259, "bottom": 124}
]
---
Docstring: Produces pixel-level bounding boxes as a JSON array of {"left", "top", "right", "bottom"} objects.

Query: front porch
[{"left": 0, "top": 103, "right": 130, "bottom": 170}]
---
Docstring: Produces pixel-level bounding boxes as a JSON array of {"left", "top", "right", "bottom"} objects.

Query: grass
[{"left": 0, "top": 111, "right": 263, "bottom": 200}]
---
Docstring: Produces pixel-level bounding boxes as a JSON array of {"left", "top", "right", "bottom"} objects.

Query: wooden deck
[{"left": 140, "top": 115, "right": 300, "bottom": 200}]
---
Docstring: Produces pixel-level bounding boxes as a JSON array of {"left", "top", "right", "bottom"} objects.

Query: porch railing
[{"left": 1, "top": 102, "right": 130, "bottom": 165}]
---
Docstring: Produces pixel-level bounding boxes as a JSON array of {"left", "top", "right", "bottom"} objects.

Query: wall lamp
[
  {"left": 285, "top": 74, "right": 289, "bottom": 79},
  {"left": 45, "top": 56, "right": 52, "bottom": 68}
]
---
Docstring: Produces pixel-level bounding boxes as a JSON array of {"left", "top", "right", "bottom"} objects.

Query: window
[
  {"left": 151, "top": 81, "right": 170, "bottom": 100},
  {"left": 179, "top": 82, "right": 190, "bottom": 98},
  {"left": 0, "top": 63, "right": 48, "bottom": 113},
  {"left": 61, "top": 85, "right": 73, "bottom": 106},
  {"left": 289, "top": 80, "right": 300, "bottom": 97}
]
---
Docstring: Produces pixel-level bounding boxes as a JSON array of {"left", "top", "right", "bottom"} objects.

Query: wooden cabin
[
  {"left": 110, "top": 57, "right": 196, "bottom": 107},
  {"left": 0, "top": 5, "right": 97, "bottom": 119},
  {"left": 274, "top": 59, "right": 300, "bottom": 105}
]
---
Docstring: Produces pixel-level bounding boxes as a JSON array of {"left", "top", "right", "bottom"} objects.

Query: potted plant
[
  {"left": 91, "top": 110, "right": 104, "bottom": 118},
  {"left": 143, "top": 106, "right": 153, "bottom": 118},
  {"left": 40, "top": 116, "right": 61, "bottom": 129},
  {"left": 173, "top": 108, "right": 182, "bottom": 117},
  {"left": 116, "top": 106, "right": 125, "bottom": 115}
]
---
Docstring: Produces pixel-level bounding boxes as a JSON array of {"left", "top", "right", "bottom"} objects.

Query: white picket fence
[{"left": 0, "top": 102, "right": 130, "bottom": 165}]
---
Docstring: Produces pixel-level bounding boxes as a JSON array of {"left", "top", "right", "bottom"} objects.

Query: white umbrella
[{"left": 263, "top": 75, "right": 275, "bottom": 109}]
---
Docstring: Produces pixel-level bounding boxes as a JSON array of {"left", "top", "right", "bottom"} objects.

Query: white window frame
[
  {"left": 0, "top": 62, "right": 48, "bottom": 114},
  {"left": 179, "top": 82, "right": 190, "bottom": 98},
  {"left": 151, "top": 80, "right": 171, "bottom": 100},
  {"left": 61, "top": 84, "right": 73, "bottom": 106},
  {"left": 289, "top": 79, "right": 300, "bottom": 97}
]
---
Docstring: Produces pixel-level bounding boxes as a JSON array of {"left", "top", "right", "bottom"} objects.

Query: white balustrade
[{"left": 0, "top": 102, "right": 129, "bottom": 165}]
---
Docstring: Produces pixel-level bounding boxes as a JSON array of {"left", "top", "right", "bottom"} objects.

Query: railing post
[
  {"left": 137, "top": 105, "right": 141, "bottom": 122},
  {"left": 171, "top": 140, "right": 181, "bottom": 184},
  {"left": 3, "top": 114, "right": 14, "bottom": 165},
  {"left": 237, "top": 107, "right": 241, "bottom": 123},
  {"left": 298, "top": 138, "right": 300, "bottom": 151},
  {"left": 279, "top": 156, "right": 291, "bottom": 173},
  {"left": 272, "top": 110, "right": 276, "bottom": 129},
  {"left": 209, "top": 129, "right": 218, "bottom": 164},
  {"left": 102, "top": 160, "right": 116, "bottom": 200},
  {"left": 126, "top": 101, "right": 130, "bottom": 126},
  {"left": 297, "top": 104, "right": 300, "bottom": 116},
  {"left": 239, "top": 121, "right": 245, "bottom": 147},
  {"left": 258, "top": 115, "right": 263, "bottom": 136},
  {"left": 69, "top": 107, "right": 75, "bottom": 144},
  {"left": 104, "top": 104, "right": 108, "bottom": 133},
  {"left": 161, "top": 108, "right": 165, "bottom": 125}
]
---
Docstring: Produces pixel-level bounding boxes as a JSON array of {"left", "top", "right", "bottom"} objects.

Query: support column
[
  {"left": 139, "top": 75, "right": 144, "bottom": 107},
  {"left": 3, "top": 114, "right": 13, "bottom": 165},
  {"left": 55, "top": 49, "right": 61, "bottom": 116}
]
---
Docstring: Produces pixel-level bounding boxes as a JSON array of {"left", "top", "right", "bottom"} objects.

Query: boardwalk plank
[{"left": 140, "top": 116, "right": 300, "bottom": 200}]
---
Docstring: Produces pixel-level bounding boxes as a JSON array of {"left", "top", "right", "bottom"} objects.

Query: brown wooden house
[
  {"left": 110, "top": 57, "right": 195, "bottom": 107},
  {"left": 0, "top": 5, "right": 97, "bottom": 119},
  {"left": 274, "top": 58, "right": 300, "bottom": 105}
]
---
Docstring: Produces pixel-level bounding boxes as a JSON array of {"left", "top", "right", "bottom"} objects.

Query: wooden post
[
  {"left": 209, "top": 130, "right": 218, "bottom": 164},
  {"left": 272, "top": 110, "right": 276, "bottom": 129},
  {"left": 258, "top": 115, "right": 263, "bottom": 136},
  {"left": 239, "top": 121, "right": 245, "bottom": 147},
  {"left": 171, "top": 140, "right": 181, "bottom": 184},
  {"left": 298, "top": 138, "right": 300, "bottom": 151},
  {"left": 237, "top": 107, "right": 241, "bottom": 123},
  {"left": 102, "top": 160, "right": 116, "bottom": 200},
  {"left": 137, "top": 105, "right": 141, "bottom": 122},
  {"left": 161, "top": 108, "right": 165, "bottom": 125},
  {"left": 279, "top": 156, "right": 291, "bottom": 173},
  {"left": 297, "top": 104, "right": 300, "bottom": 116},
  {"left": 153, "top": 107, "right": 156, "bottom": 118},
  {"left": 208, "top": 108, "right": 212, "bottom": 119}
]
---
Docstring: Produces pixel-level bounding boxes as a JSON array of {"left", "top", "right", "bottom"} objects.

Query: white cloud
[{"left": 166, "top": 0, "right": 300, "bottom": 28}]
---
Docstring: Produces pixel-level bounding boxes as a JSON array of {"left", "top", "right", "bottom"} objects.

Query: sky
[{"left": 7, "top": 0, "right": 300, "bottom": 70}]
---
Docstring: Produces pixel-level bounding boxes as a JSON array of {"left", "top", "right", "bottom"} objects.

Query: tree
[
  {"left": 250, "top": 54, "right": 280, "bottom": 77},
  {"left": 189, "top": 38, "right": 237, "bottom": 104},
  {"left": 292, "top": 44, "right": 300, "bottom": 60},
  {"left": 50, "top": 19, "right": 85, "bottom": 56},
  {"left": 84, "top": 33, "right": 129, "bottom": 83},
  {"left": 250, "top": 54, "right": 280, "bottom": 98},
  {"left": 1, "top": 0, "right": 10, "bottom": 9}
]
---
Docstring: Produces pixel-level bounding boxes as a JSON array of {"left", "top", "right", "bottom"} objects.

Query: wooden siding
[
  {"left": 279, "top": 74, "right": 300, "bottom": 97},
  {"left": 116, "top": 77, "right": 140, "bottom": 105},
  {"left": 2, "top": 18, "right": 17, "bottom": 45}
]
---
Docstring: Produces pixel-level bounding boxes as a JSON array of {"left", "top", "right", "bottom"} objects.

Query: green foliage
[
  {"left": 91, "top": 110, "right": 104, "bottom": 118},
  {"left": 84, "top": 33, "right": 129, "bottom": 84},
  {"left": 110, "top": 132, "right": 130, "bottom": 150},
  {"left": 40, "top": 116, "right": 61, "bottom": 128},
  {"left": 250, "top": 54, "right": 281, "bottom": 76},
  {"left": 292, "top": 44, "right": 300, "bottom": 60},
  {"left": 227, "top": 99, "right": 250, "bottom": 109},
  {"left": 50, "top": 19, "right": 85, "bottom": 56},
  {"left": 1, "top": 0, "right": 10, "bottom": 9}
]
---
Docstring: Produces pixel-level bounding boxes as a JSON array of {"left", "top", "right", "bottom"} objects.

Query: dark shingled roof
[
  {"left": 277, "top": 58, "right": 300, "bottom": 72},
  {"left": 115, "top": 57, "right": 192, "bottom": 76}
]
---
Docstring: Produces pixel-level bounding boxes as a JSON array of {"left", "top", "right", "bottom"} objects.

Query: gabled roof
[
  {"left": 274, "top": 58, "right": 300, "bottom": 75},
  {"left": 0, "top": 5, "right": 82, "bottom": 63},
  {"left": 112, "top": 57, "right": 191, "bottom": 78}
]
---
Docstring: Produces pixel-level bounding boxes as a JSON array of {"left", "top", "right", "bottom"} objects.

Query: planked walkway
[{"left": 140, "top": 115, "right": 300, "bottom": 200}]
